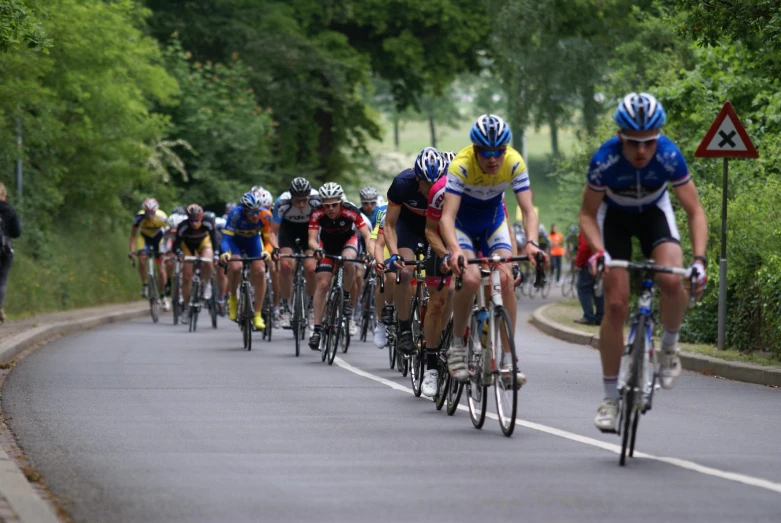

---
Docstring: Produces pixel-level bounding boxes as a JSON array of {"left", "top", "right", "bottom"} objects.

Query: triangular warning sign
[{"left": 695, "top": 101, "right": 758, "bottom": 158}]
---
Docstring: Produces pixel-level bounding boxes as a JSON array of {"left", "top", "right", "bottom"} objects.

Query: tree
[{"left": 0, "top": 0, "right": 51, "bottom": 52}]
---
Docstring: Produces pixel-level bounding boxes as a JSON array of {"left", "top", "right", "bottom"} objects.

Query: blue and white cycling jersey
[
  {"left": 364, "top": 204, "right": 385, "bottom": 229},
  {"left": 586, "top": 135, "right": 691, "bottom": 213}
]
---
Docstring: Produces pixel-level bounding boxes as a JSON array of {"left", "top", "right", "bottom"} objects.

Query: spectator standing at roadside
[
  {"left": 549, "top": 223, "right": 564, "bottom": 284},
  {"left": 0, "top": 183, "right": 21, "bottom": 323},
  {"left": 574, "top": 231, "right": 603, "bottom": 325}
]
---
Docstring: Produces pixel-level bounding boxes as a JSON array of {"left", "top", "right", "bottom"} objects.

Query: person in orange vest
[{"left": 549, "top": 223, "right": 565, "bottom": 284}]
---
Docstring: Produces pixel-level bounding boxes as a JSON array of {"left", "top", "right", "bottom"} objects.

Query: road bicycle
[
  {"left": 399, "top": 245, "right": 429, "bottom": 396},
  {"left": 182, "top": 256, "right": 213, "bottom": 332},
  {"left": 594, "top": 258, "right": 698, "bottom": 465},
  {"left": 132, "top": 250, "right": 163, "bottom": 323},
  {"left": 262, "top": 264, "right": 274, "bottom": 342},
  {"left": 279, "top": 239, "right": 311, "bottom": 357},
  {"left": 207, "top": 270, "right": 218, "bottom": 329},
  {"left": 319, "top": 254, "right": 363, "bottom": 365},
  {"left": 456, "top": 252, "right": 545, "bottom": 437},
  {"left": 224, "top": 255, "right": 267, "bottom": 351},
  {"left": 171, "top": 257, "right": 183, "bottom": 325},
  {"left": 358, "top": 264, "right": 378, "bottom": 343}
]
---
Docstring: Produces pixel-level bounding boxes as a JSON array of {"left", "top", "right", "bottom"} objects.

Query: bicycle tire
[
  {"left": 293, "top": 283, "right": 303, "bottom": 357},
  {"left": 447, "top": 377, "right": 464, "bottom": 416},
  {"left": 172, "top": 276, "right": 181, "bottom": 325},
  {"left": 243, "top": 285, "right": 253, "bottom": 351},
  {"left": 209, "top": 289, "right": 218, "bottom": 329},
  {"left": 321, "top": 294, "right": 331, "bottom": 362},
  {"left": 399, "top": 349, "right": 408, "bottom": 377},
  {"left": 388, "top": 328, "right": 396, "bottom": 369},
  {"left": 434, "top": 371, "right": 448, "bottom": 411},
  {"left": 189, "top": 280, "right": 199, "bottom": 333},
  {"left": 494, "top": 306, "right": 518, "bottom": 436},
  {"left": 149, "top": 274, "right": 159, "bottom": 323},
  {"left": 541, "top": 278, "right": 551, "bottom": 299},
  {"left": 620, "top": 315, "right": 645, "bottom": 465},
  {"left": 466, "top": 315, "right": 487, "bottom": 429},
  {"left": 327, "top": 289, "right": 342, "bottom": 365},
  {"left": 410, "top": 299, "right": 424, "bottom": 397},
  {"left": 360, "top": 314, "right": 369, "bottom": 342}
]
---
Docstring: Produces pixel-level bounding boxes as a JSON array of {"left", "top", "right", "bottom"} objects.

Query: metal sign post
[{"left": 694, "top": 101, "right": 759, "bottom": 349}]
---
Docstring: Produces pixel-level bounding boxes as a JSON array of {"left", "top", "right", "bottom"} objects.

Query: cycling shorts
[
  {"left": 597, "top": 194, "right": 680, "bottom": 260},
  {"left": 396, "top": 215, "right": 427, "bottom": 253},
  {"left": 223, "top": 234, "right": 263, "bottom": 259},
  {"left": 181, "top": 235, "right": 213, "bottom": 256},
  {"left": 137, "top": 232, "right": 164, "bottom": 257},
  {"left": 279, "top": 220, "right": 310, "bottom": 250},
  {"left": 424, "top": 244, "right": 451, "bottom": 288},
  {"left": 455, "top": 209, "right": 511, "bottom": 255},
  {"left": 317, "top": 234, "right": 359, "bottom": 273}
]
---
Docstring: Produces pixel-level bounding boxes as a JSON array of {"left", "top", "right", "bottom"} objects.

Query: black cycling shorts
[
  {"left": 395, "top": 215, "right": 427, "bottom": 253},
  {"left": 598, "top": 195, "right": 680, "bottom": 260},
  {"left": 279, "top": 220, "right": 310, "bottom": 251}
]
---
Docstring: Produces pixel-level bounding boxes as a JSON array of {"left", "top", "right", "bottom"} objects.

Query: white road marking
[{"left": 335, "top": 357, "right": 781, "bottom": 496}]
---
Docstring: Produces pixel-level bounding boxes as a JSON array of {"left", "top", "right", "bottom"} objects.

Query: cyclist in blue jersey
[
  {"left": 359, "top": 187, "right": 383, "bottom": 229},
  {"left": 219, "top": 192, "right": 270, "bottom": 330},
  {"left": 580, "top": 93, "right": 708, "bottom": 433}
]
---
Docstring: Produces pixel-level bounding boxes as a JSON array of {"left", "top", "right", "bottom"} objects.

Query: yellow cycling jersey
[
  {"left": 445, "top": 145, "right": 529, "bottom": 212},
  {"left": 133, "top": 210, "right": 169, "bottom": 237}
]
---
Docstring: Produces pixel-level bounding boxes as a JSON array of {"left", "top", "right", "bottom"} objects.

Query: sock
[
  {"left": 427, "top": 351, "right": 438, "bottom": 370},
  {"left": 603, "top": 375, "right": 619, "bottom": 400},
  {"left": 400, "top": 319, "right": 410, "bottom": 331},
  {"left": 661, "top": 328, "right": 679, "bottom": 350},
  {"left": 314, "top": 324, "right": 322, "bottom": 333},
  {"left": 343, "top": 291, "right": 351, "bottom": 301}
]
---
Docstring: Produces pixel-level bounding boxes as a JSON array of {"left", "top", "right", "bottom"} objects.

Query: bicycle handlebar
[
  {"left": 454, "top": 252, "right": 543, "bottom": 291},
  {"left": 593, "top": 258, "right": 699, "bottom": 308},
  {"left": 182, "top": 256, "right": 213, "bottom": 263}
]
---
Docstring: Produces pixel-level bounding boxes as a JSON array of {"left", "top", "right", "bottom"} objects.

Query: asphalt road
[{"left": 3, "top": 294, "right": 781, "bottom": 523}]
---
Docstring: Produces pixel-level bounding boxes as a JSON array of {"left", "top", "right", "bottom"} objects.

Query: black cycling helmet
[{"left": 289, "top": 177, "right": 311, "bottom": 197}]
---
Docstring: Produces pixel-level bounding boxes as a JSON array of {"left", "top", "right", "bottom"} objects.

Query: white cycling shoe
[
  {"left": 203, "top": 283, "right": 212, "bottom": 301},
  {"left": 373, "top": 325, "right": 387, "bottom": 349},
  {"left": 659, "top": 346, "right": 682, "bottom": 390},
  {"left": 421, "top": 369, "right": 439, "bottom": 398},
  {"left": 594, "top": 398, "right": 619, "bottom": 433}
]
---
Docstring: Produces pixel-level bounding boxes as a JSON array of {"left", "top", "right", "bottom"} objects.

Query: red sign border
[{"left": 694, "top": 101, "right": 758, "bottom": 158}]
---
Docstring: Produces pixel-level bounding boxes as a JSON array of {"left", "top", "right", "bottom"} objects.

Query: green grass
[
  {"left": 5, "top": 230, "right": 142, "bottom": 320},
  {"left": 368, "top": 116, "right": 577, "bottom": 229},
  {"left": 543, "top": 300, "right": 781, "bottom": 368}
]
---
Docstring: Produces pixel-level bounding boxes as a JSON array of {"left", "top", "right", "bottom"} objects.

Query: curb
[
  {"left": 530, "top": 302, "right": 781, "bottom": 388},
  {"left": 0, "top": 303, "right": 148, "bottom": 523}
]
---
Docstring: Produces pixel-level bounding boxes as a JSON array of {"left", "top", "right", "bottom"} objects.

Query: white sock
[
  {"left": 603, "top": 376, "right": 619, "bottom": 400},
  {"left": 661, "top": 328, "right": 679, "bottom": 351}
]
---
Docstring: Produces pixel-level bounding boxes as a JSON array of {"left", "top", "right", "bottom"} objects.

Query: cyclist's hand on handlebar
[
  {"left": 439, "top": 253, "right": 451, "bottom": 275},
  {"left": 524, "top": 242, "right": 545, "bottom": 267},
  {"left": 219, "top": 252, "right": 232, "bottom": 264},
  {"left": 271, "top": 247, "right": 280, "bottom": 261},
  {"left": 588, "top": 250, "right": 611, "bottom": 275},
  {"left": 512, "top": 263, "right": 523, "bottom": 287},
  {"left": 128, "top": 251, "right": 136, "bottom": 260},
  {"left": 686, "top": 260, "right": 707, "bottom": 299},
  {"left": 314, "top": 248, "right": 325, "bottom": 260},
  {"left": 449, "top": 247, "right": 465, "bottom": 276},
  {"left": 385, "top": 254, "right": 400, "bottom": 272}
]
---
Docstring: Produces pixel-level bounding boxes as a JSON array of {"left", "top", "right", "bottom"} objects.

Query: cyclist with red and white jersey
[{"left": 307, "top": 183, "right": 371, "bottom": 350}]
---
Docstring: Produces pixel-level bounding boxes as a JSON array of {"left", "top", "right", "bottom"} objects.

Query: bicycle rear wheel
[
  {"left": 242, "top": 285, "right": 253, "bottom": 351},
  {"left": 434, "top": 369, "right": 448, "bottom": 411},
  {"left": 387, "top": 328, "right": 396, "bottom": 369},
  {"left": 172, "top": 276, "right": 181, "bottom": 325},
  {"left": 494, "top": 306, "right": 518, "bottom": 437},
  {"left": 189, "top": 281, "right": 200, "bottom": 333},
  {"left": 293, "top": 284, "right": 303, "bottom": 357}
]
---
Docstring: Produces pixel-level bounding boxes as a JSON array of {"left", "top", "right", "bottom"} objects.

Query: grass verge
[{"left": 542, "top": 300, "right": 781, "bottom": 368}]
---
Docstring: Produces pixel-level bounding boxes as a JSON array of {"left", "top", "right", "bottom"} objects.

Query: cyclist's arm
[
  {"left": 172, "top": 227, "right": 183, "bottom": 255},
  {"left": 374, "top": 232, "right": 386, "bottom": 263},
  {"left": 507, "top": 219, "right": 519, "bottom": 256},
  {"left": 516, "top": 190, "right": 538, "bottom": 245},
  {"left": 357, "top": 223, "right": 371, "bottom": 247},
  {"left": 579, "top": 187, "right": 605, "bottom": 254},
  {"left": 383, "top": 204, "right": 401, "bottom": 256},
  {"left": 440, "top": 192, "right": 461, "bottom": 254},
  {"left": 308, "top": 228, "right": 320, "bottom": 253},
  {"left": 425, "top": 217, "right": 447, "bottom": 258},
  {"left": 674, "top": 180, "right": 708, "bottom": 258},
  {"left": 129, "top": 226, "right": 139, "bottom": 253}
]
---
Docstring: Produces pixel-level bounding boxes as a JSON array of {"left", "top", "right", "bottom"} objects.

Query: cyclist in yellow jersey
[
  {"left": 129, "top": 197, "right": 170, "bottom": 309},
  {"left": 440, "top": 114, "right": 546, "bottom": 384},
  {"left": 371, "top": 207, "right": 396, "bottom": 348}
]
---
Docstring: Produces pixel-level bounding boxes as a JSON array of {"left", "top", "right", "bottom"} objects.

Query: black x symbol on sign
[{"left": 718, "top": 130, "right": 737, "bottom": 148}]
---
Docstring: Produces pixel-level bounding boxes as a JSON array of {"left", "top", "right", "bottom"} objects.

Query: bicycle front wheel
[
  {"left": 172, "top": 277, "right": 181, "bottom": 325},
  {"left": 242, "top": 286, "right": 253, "bottom": 351},
  {"left": 326, "top": 290, "right": 342, "bottom": 365},
  {"left": 293, "top": 284, "right": 303, "bottom": 357},
  {"left": 466, "top": 317, "right": 486, "bottom": 429},
  {"left": 149, "top": 275, "right": 159, "bottom": 323},
  {"left": 409, "top": 299, "right": 424, "bottom": 397},
  {"left": 620, "top": 315, "right": 645, "bottom": 465},
  {"left": 494, "top": 306, "right": 519, "bottom": 437}
]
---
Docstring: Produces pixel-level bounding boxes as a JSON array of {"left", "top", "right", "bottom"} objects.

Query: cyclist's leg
[
  {"left": 279, "top": 247, "right": 295, "bottom": 301},
  {"left": 341, "top": 235, "right": 359, "bottom": 292},
  {"left": 313, "top": 256, "right": 334, "bottom": 329},
  {"left": 200, "top": 247, "right": 214, "bottom": 287},
  {"left": 181, "top": 243, "right": 195, "bottom": 306},
  {"left": 481, "top": 215, "right": 516, "bottom": 333},
  {"left": 304, "top": 255, "right": 317, "bottom": 298},
  {"left": 136, "top": 234, "right": 149, "bottom": 285},
  {"left": 451, "top": 227, "right": 480, "bottom": 340},
  {"left": 423, "top": 248, "right": 451, "bottom": 350}
]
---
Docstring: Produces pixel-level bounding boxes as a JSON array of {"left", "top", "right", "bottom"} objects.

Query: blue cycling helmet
[
  {"left": 240, "top": 191, "right": 261, "bottom": 211},
  {"left": 614, "top": 92, "right": 666, "bottom": 131},
  {"left": 414, "top": 147, "right": 445, "bottom": 183},
  {"left": 470, "top": 114, "right": 512, "bottom": 148}
]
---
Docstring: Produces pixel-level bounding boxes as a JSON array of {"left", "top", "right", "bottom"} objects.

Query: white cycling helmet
[
  {"left": 318, "top": 182, "right": 344, "bottom": 200},
  {"left": 259, "top": 188, "right": 273, "bottom": 208}
]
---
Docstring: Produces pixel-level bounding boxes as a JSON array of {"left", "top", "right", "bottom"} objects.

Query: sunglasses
[
  {"left": 322, "top": 202, "right": 340, "bottom": 210},
  {"left": 361, "top": 201, "right": 377, "bottom": 206},
  {"left": 244, "top": 209, "right": 261, "bottom": 217},
  {"left": 476, "top": 147, "right": 507, "bottom": 159},
  {"left": 188, "top": 217, "right": 202, "bottom": 223},
  {"left": 620, "top": 133, "right": 660, "bottom": 147}
]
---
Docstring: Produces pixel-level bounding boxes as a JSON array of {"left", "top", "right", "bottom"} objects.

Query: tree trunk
[
  {"left": 548, "top": 98, "right": 560, "bottom": 158},
  {"left": 429, "top": 114, "right": 437, "bottom": 149},
  {"left": 393, "top": 117, "right": 400, "bottom": 150},
  {"left": 582, "top": 82, "right": 597, "bottom": 137}
]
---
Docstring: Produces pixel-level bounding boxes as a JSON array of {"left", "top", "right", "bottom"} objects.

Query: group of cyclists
[{"left": 128, "top": 92, "right": 708, "bottom": 435}]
